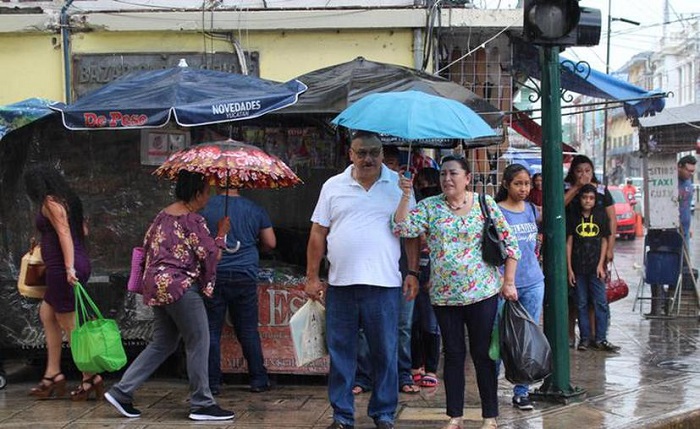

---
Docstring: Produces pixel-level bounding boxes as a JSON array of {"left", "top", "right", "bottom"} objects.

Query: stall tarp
[
  {"left": 0, "top": 98, "right": 56, "bottom": 142},
  {"left": 279, "top": 57, "right": 504, "bottom": 128}
]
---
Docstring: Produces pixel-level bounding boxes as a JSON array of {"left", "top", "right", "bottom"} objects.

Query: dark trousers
[
  {"left": 433, "top": 295, "right": 499, "bottom": 419},
  {"left": 205, "top": 272, "right": 268, "bottom": 390}
]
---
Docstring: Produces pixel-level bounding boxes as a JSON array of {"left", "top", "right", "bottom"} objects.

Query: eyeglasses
[{"left": 351, "top": 147, "right": 382, "bottom": 159}]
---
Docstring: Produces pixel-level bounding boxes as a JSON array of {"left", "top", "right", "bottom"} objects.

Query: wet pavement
[{"left": 1, "top": 233, "right": 699, "bottom": 428}]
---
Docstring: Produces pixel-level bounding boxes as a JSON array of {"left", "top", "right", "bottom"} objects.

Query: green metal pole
[{"left": 532, "top": 45, "right": 585, "bottom": 403}]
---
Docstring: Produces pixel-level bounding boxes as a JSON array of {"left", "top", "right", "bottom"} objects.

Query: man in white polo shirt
[{"left": 305, "top": 131, "right": 419, "bottom": 429}]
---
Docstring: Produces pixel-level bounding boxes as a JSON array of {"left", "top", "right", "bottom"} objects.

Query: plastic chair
[{"left": 633, "top": 229, "right": 684, "bottom": 316}]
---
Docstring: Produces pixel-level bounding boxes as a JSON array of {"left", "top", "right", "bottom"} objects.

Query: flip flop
[
  {"left": 352, "top": 385, "right": 369, "bottom": 395},
  {"left": 400, "top": 384, "right": 421, "bottom": 394},
  {"left": 412, "top": 372, "right": 424, "bottom": 384},
  {"left": 419, "top": 374, "right": 438, "bottom": 388}
]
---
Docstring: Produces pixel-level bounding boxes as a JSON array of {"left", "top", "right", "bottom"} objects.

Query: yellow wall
[
  {"left": 0, "top": 34, "right": 64, "bottom": 104},
  {"left": 0, "top": 28, "right": 415, "bottom": 104}
]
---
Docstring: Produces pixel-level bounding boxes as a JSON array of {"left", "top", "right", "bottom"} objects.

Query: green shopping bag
[
  {"left": 488, "top": 303, "right": 504, "bottom": 361},
  {"left": 71, "top": 282, "right": 127, "bottom": 373}
]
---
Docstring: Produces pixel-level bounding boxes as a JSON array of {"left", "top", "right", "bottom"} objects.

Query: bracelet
[
  {"left": 401, "top": 193, "right": 411, "bottom": 199},
  {"left": 66, "top": 266, "right": 76, "bottom": 274},
  {"left": 407, "top": 270, "right": 420, "bottom": 278}
]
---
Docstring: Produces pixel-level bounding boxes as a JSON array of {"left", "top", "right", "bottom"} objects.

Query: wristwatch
[{"left": 407, "top": 270, "right": 420, "bottom": 279}]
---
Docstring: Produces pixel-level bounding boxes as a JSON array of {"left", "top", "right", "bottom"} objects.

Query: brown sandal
[
  {"left": 70, "top": 374, "right": 104, "bottom": 401},
  {"left": 29, "top": 373, "right": 67, "bottom": 399}
]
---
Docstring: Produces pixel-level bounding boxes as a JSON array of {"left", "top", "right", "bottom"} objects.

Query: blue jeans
[
  {"left": 356, "top": 293, "right": 414, "bottom": 389},
  {"left": 511, "top": 282, "right": 544, "bottom": 398},
  {"left": 326, "top": 285, "right": 400, "bottom": 426},
  {"left": 205, "top": 271, "right": 268, "bottom": 391},
  {"left": 575, "top": 273, "right": 608, "bottom": 344}
]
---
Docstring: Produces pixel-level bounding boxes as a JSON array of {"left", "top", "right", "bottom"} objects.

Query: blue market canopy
[
  {"left": 0, "top": 98, "right": 55, "bottom": 141},
  {"left": 514, "top": 44, "right": 666, "bottom": 119},
  {"left": 51, "top": 66, "right": 308, "bottom": 130}
]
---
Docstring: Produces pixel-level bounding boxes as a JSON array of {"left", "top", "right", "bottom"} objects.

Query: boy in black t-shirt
[{"left": 566, "top": 184, "right": 620, "bottom": 353}]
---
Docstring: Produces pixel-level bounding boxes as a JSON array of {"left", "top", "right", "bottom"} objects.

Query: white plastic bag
[{"left": 289, "top": 299, "right": 328, "bottom": 367}]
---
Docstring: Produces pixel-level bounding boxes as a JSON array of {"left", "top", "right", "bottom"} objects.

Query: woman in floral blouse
[
  {"left": 393, "top": 156, "right": 520, "bottom": 429},
  {"left": 105, "top": 170, "right": 235, "bottom": 422}
]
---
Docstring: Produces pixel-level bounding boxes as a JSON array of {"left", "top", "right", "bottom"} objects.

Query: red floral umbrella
[{"left": 153, "top": 139, "right": 303, "bottom": 189}]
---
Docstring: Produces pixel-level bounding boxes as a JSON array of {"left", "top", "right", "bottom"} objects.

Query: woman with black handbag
[{"left": 393, "top": 156, "right": 520, "bottom": 429}]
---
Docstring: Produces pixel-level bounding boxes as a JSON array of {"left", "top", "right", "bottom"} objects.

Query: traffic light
[{"left": 523, "top": 0, "right": 601, "bottom": 47}]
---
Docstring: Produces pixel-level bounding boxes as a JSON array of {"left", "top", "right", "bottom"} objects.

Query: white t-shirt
[{"left": 311, "top": 164, "right": 411, "bottom": 287}]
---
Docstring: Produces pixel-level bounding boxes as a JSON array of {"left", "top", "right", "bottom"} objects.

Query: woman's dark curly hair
[
  {"left": 24, "top": 164, "right": 86, "bottom": 243},
  {"left": 175, "top": 170, "right": 207, "bottom": 203}
]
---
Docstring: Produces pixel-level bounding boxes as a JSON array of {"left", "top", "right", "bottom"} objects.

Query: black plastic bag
[{"left": 500, "top": 300, "right": 552, "bottom": 384}]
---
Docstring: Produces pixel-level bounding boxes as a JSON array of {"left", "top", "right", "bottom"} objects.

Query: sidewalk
[{"left": 0, "top": 238, "right": 698, "bottom": 428}]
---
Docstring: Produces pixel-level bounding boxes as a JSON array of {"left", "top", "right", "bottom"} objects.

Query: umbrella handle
[{"left": 224, "top": 234, "right": 241, "bottom": 254}]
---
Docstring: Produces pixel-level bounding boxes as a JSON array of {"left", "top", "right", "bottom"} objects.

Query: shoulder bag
[
  {"left": 479, "top": 193, "right": 508, "bottom": 266},
  {"left": 17, "top": 239, "right": 47, "bottom": 299},
  {"left": 127, "top": 246, "right": 145, "bottom": 294}
]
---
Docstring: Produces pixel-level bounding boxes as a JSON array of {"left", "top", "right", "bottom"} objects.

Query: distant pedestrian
[
  {"left": 528, "top": 172, "right": 543, "bottom": 208},
  {"left": 495, "top": 164, "right": 544, "bottom": 410},
  {"left": 566, "top": 184, "right": 620, "bottom": 353},
  {"left": 621, "top": 179, "right": 637, "bottom": 205},
  {"left": 677, "top": 155, "right": 696, "bottom": 246}
]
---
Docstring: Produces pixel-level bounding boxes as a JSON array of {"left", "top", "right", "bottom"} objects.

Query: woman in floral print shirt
[
  {"left": 393, "top": 156, "right": 519, "bottom": 429},
  {"left": 105, "top": 170, "right": 236, "bottom": 421}
]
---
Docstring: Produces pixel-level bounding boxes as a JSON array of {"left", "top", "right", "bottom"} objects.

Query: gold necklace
[
  {"left": 445, "top": 194, "right": 468, "bottom": 210},
  {"left": 184, "top": 202, "right": 194, "bottom": 212}
]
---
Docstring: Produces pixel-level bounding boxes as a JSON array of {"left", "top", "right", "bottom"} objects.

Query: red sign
[
  {"left": 220, "top": 283, "right": 329, "bottom": 374},
  {"left": 83, "top": 111, "right": 148, "bottom": 128}
]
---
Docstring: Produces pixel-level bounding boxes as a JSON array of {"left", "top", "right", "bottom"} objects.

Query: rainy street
[{"left": 1, "top": 219, "right": 699, "bottom": 428}]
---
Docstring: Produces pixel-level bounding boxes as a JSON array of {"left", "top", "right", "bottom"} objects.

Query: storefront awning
[{"left": 513, "top": 44, "right": 666, "bottom": 119}]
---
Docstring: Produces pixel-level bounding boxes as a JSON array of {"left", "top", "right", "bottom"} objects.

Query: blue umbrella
[
  {"left": 0, "top": 98, "right": 56, "bottom": 141},
  {"left": 51, "top": 65, "right": 307, "bottom": 130},
  {"left": 331, "top": 90, "right": 497, "bottom": 141}
]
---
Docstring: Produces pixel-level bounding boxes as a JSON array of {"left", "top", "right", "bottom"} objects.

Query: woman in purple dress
[{"left": 23, "top": 164, "right": 97, "bottom": 400}]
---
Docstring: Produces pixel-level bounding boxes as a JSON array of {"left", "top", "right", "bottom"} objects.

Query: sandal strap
[{"left": 40, "top": 373, "right": 64, "bottom": 383}]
